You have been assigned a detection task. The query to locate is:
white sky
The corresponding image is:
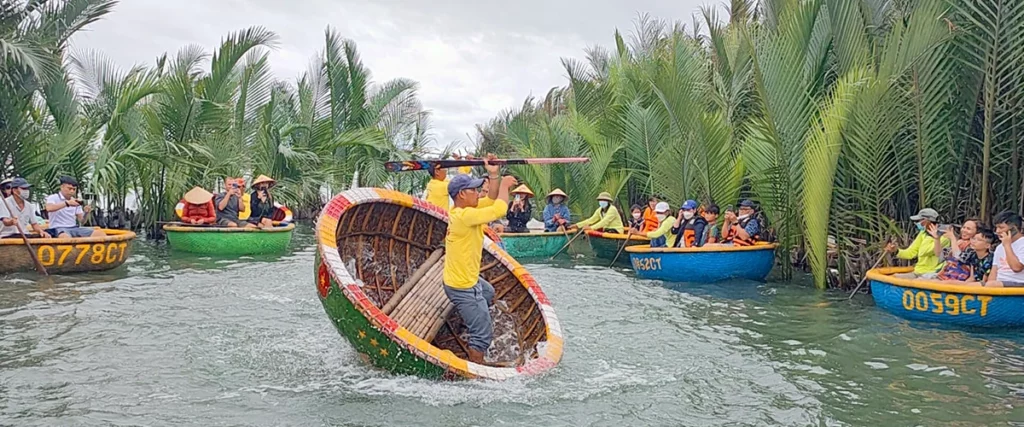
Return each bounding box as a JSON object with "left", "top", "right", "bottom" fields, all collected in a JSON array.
[{"left": 72, "top": 0, "right": 707, "bottom": 150}]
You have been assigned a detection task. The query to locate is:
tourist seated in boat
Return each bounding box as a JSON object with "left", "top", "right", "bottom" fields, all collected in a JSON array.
[
  {"left": 572, "top": 192, "right": 624, "bottom": 233},
  {"left": 505, "top": 184, "right": 533, "bottom": 233},
  {"left": 248, "top": 175, "right": 277, "bottom": 229},
  {"left": 179, "top": 187, "right": 216, "bottom": 225},
  {"left": 721, "top": 200, "right": 761, "bottom": 246},
  {"left": 642, "top": 195, "right": 660, "bottom": 232},
  {"left": 0, "top": 178, "right": 50, "bottom": 239},
  {"left": 884, "top": 208, "right": 950, "bottom": 279},
  {"left": 987, "top": 211, "right": 1024, "bottom": 288},
  {"left": 214, "top": 177, "right": 245, "bottom": 227},
  {"left": 542, "top": 188, "right": 571, "bottom": 232},
  {"left": 702, "top": 204, "right": 722, "bottom": 244},
  {"left": 627, "top": 204, "right": 645, "bottom": 232},
  {"left": 937, "top": 228, "right": 996, "bottom": 283},
  {"left": 646, "top": 202, "right": 676, "bottom": 248},
  {"left": 424, "top": 162, "right": 451, "bottom": 212},
  {"left": 0, "top": 177, "right": 13, "bottom": 199},
  {"left": 671, "top": 200, "right": 708, "bottom": 248},
  {"left": 444, "top": 157, "right": 518, "bottom": 364},
  {"left": 43, "top": 176, "right": 104, "bottom": 238},
  {"left": 936, "top": 218, "right": 980, "bottom": 260}
]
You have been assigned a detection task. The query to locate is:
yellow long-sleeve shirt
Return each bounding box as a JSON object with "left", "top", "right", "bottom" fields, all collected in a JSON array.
[
  {"left": 576, "top": 205, "right": 624, "bottom": 233},
  {"left": 424, "top": 178, "right": 450, "bottom": 212},
  {"left": 444, "top": 197, "right": 508, "bottom": 289},
  {"left": 897, "top": 231, "right": 951, "bottom": 274},
  {"left": 646, "top": 215, "right": 677, "bottom": 247}
]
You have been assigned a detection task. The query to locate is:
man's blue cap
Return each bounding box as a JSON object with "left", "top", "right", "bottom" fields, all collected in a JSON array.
[
  {"left": 739, "top": 199, "right": 756, "bottom": 208},
  {"left": 682, "top": 200, "right": 698, "bottom": 210},
  {"left": 11, "top": 177, "right": 31, "bottom": 188},
  {"left": 447, "top": 174, "right": 485, "bottom": 199}
]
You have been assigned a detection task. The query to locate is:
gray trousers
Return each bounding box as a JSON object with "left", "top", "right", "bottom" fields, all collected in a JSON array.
[{"left": 443, "top": 278, "right": 495, "bottom": 352}]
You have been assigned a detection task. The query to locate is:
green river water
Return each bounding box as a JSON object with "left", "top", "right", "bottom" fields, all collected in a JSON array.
[{"left": 1, "top": 224, "right": 1023, "bottom": 426}]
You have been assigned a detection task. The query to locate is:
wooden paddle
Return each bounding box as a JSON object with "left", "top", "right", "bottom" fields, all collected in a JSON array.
[
  {"left": 550, "top": 228, "right": 586, "bottom": 260},
  {"left": 385, "top": 157, "right": 590, "bottom": 173},
  {"left": 609, "top": 228, "right": 637, "bottom": 267},
  {"left": 559, "top": 225, "right": 577, "bottom": 256},
  {"left": 0, "top": 195, "right": 47, "bottom": 275},
  {"left": 848, "top": 246, "right": 888, "bottom": 300}
]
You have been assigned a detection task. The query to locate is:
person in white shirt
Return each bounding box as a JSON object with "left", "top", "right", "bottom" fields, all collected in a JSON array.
[
  {"left": 987, "top": 211, "right": 1024, "bottom": 287},
  {"left": 43, "top": 176, "right": 105, "bottom": 238},
  {"left": 0, "top": 178, "right": 50, "bottom": 239}
]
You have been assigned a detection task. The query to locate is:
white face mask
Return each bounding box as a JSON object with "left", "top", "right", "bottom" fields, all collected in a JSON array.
[
  {"left": 738, "top": 214, "right": 750, "bottom": 220},
  {"left": 632, "top": 213, "right": 642, "bottom": 220},
  {"left": 656, "top": 214, "right": 667, "bottom": 221},
  {"left": 18, "top": 189, "right": 29, "bottom": 199},
  {"left": 599, "top": 201, "right": 609, "bottom": 209},
  {"left": 683, "top": 211, "right": 694, "bottom": 220},
  {"left": 552, "top": 196, "right": 563, "bottom": 204}
]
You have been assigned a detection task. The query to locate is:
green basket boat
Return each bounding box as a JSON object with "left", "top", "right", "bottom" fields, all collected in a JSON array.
[
  {"left": 586, "top": 230, "right": 649, "bottom": 262},
  {"left": 163, "top": 223, "right": 295, "bottom": 255},
  {"left": 497, "top": 231, "right": 570, "bottom": 258}
]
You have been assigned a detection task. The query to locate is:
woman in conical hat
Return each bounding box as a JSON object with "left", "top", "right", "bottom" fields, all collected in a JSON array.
[
  {"left": 506, "top": 184, "right": 534, "bottom": 233},
  {"left": 248, "top": 175, "right": 277, "bottom": 229},
  {"left": 180, "top": 187, "right": 216, "bottom": 225},
  {"left": 542, "top": 188, "right": 571, "bottom": 232},
  {"left": 571, "top": 191, "right": 624, "bottom": 233}
]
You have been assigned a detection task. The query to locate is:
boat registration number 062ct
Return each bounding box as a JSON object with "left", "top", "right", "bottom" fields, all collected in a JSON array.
[
  {"left": 632, "top": 257, "right": 662, "bottom": 271},
  {"left": 900, "top": 289, "right": 992, "bottom": 317},
  {"left": 36, "top": 242, "right": 129, "bottom": 267}
]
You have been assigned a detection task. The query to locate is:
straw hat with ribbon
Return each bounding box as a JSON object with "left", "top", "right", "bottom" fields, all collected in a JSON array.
[
  {"left": 251, "top": 175, "right": 277, "bottom": 188},
  {"left": 511, "top": 184, "right": 534, "bottom": 197},
  {"left": 183, "top": 187, "right": 214, "bottom": 204},
  {"left": 597, "top": 191, "right": 614, "bottom": 202}
]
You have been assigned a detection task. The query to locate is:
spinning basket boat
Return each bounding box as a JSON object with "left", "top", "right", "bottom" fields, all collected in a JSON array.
[
  {"left": 625, "top": 243, "right": 777, "bottom": 283},
  {"left": 163, "top": 223, "right": 295, "bottom": 255},
  {"left": 314, "top": 188, "right": 563, "bottom": 380},
  {"left": 868, "top": 266, "right": 1024, "bottom": 328},
  {"left": 0, "top": 229, "right": 136, "bottom": 274},
  {"left": 497, "top": 231, "right": 569, "bottom": 258},
  {"left": 586, "top": 230, "right": 649, "bottom": 262}
]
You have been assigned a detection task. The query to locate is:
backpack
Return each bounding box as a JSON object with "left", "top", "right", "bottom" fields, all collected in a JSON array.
[{"left": 752, "top": 211, "right": 776, "bottom": 243}]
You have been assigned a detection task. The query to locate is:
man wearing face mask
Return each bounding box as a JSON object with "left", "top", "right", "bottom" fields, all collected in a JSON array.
[
  {"left": 671, "top": 200, "right": 708, "bottom": 248},
  {"left": 0, "top": 178, "right": 50, "bottom": 239},
  {"left": 885, "top": 208, "right": 951, "bottom": 279},
  {"left": 573, "top": 192, "right": 624, "bottom": 233},
  {"left": 505, "top": 184, "right": 533, "bottom": 233},
  {"left": 722, "top": 200, "right": 761, "bottom": 246},
  {"left": 543, "top": 189, "right": 571, "bottom": 232}
]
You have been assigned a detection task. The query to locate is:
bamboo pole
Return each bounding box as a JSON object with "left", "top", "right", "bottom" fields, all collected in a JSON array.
[
  {"left": 391, "top": 261, "right": 442, "bottom": 319},
  {"left": 382, "top": 249, "right": 443, "bottom": 315}
]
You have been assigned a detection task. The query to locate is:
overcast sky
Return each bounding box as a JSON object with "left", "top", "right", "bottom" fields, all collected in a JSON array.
[{"left": 72, "top": 0, "right": 707, "bottom": 151}]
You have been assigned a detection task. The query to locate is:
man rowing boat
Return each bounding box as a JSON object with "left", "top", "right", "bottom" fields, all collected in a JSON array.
[{"left": 444, "top": 154, "right": 516, "bottom": 364}]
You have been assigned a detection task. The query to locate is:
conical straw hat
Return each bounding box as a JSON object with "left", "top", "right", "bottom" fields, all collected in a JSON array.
[
  {"left": 252, "top": 175, "right": 276, "bottom": 187},
  {"left": 546, "top": 188, "right": 568, "bottom": 199},
  {"left": 511, "top": 184, "right": 534, "bottom": 196},
  {"left": 183, "top": 187, "right": 213, "bottom": 204}
]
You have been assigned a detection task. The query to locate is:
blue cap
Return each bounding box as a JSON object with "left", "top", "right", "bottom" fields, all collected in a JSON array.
[
  {"left": 11, "top": 177, "right": 31, "bottom": 188},
  {"left": 447, "top": 174, "right": 485, "bottom": 199},
  {"left": 739, "top": 199, "right": 755, "bottom": 208},
  {"left": 682, "top": 200, "right": 697, "bottom": 210}
]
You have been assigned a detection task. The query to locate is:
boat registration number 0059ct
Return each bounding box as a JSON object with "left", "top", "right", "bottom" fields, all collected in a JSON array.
[
  {"left": 632, "top": 256, "right": 662, "bottom": 271},
  {"left": 900, "top": 289, "right": 992, "bottom": 317},
  {"left": 36, "top": 242, "right": 129, "bottom": 267}
]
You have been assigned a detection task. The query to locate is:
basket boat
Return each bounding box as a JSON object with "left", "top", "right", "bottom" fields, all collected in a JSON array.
[
  {"left": 0, "top": 229, "right": 136, "bottom": 274},
  {"left": 586, "top": 230, "right": 649, "bottom": 262},
  {"left": 625, "top": 243, "right": 777, "bottom": 283},
  {"left": 315, "top": 188, "right": 563, "bottom": 380},
  {"left": 163, "top": 223, "right": 294, "bottom": 255},
  {"left": 497, "top": 231, "right": 569, "bottom": 258},
  {"left": 867, "top": 266, "right": 1024, "bottom": 327}
]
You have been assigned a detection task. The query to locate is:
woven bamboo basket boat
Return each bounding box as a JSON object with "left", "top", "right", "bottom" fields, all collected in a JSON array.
[
  {"left": 315, "top": 188, "right": 563, "bottom": 380},
  {"left": 625, "top": 243, "right": 777, "bottom": 283},
  {"left": 163, "top": 223, "right": 295, "bottom": 255},
  {"left": 586, "top": 230, "right": 649, "bottom": 263},
  {"left": 497, "top": 231, "right": 569, "bottom": 258},
  {"left": 0, "top": 229, "right": 136, "bottom": 274},
  {"left": 867, "top": 266, "right": 1024, "bottom": 327}
]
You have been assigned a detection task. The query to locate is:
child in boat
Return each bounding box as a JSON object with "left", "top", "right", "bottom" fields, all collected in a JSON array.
[
  {"left": 627, "top": 204, "right": 644, "bottom": 232},
  {"left": 702, "top": 204, "right": 722, "bottom": 244},
  {"left": 671, "top": 200, "right": 707, "bottom": 248},
  {"left": 938, "top": 228, "right": 996, "bottom": 283},
  {"left": 444, "top": 155, "right": 517, "bottom": 364},
  {"left": 645, "top": 202, "right": 676, "bottom": 248},
  {"left": 573, "top": 192, "right": 624, "bottom": 233}
]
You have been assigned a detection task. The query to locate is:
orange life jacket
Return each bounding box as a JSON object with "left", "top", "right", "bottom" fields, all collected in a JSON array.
[
  {"left": 642, "top": 207, "right": 659, "bottom": 232},
  {"left": 723, "top": 217, "right": 756, "bottom": 246}
]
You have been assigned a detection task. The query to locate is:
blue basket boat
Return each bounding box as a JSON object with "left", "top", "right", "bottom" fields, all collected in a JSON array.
[
  {"left": 868, "top": 266, "right": 1024, "bottom": 328},
  {"left": 625, "top": 243, "right": 777, "bottom": 283}
]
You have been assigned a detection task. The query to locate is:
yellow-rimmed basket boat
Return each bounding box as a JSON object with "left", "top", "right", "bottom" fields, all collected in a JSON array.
[
  {"left": 867, "top": 266, "right": 1024, "bottom": 327},
  {"left": 163, "top": 223, "right": 295, "bottom": 255},
  {"left": 586, "top": 230, "right": 649, "bottom": 263},
  {"left": 0, "top": 229, "right": 136, "bottom": 274},
  {"left": 626, "top": 243, "right": 777, "bottom": 283},
  {"left": 315, "top": 188, "right": 563, "bottom": 380}
]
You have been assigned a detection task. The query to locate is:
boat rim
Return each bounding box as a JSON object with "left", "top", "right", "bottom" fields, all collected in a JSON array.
[
  {"left": 585, "top": 230, "right": 650, "bottom": 241},
  {"left": 868, "top": 266, "right": 1024, "bottom": 296},
  {"left": 626, "top": 243, "right": 778, "bottom": 253},
  {"left": 163, "top": 223, "right": 296, "bottom": 233},
  {"left": 497, "top": 231, "right": 570, "bottom": 237},
  {"left": 0, "top": 228, "right": 136, "bottom": 245}
]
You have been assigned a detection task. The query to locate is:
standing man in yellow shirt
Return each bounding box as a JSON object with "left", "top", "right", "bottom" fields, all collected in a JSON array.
[
  {"left": 443, "top": 155, "right": 516, "bottom": 364},
  {"left": 424, "top": 163, "right": 451, "bottom": 211}
]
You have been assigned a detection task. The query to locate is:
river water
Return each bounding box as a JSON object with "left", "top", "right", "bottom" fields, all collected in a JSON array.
[{"left": 1, "top": 224, "right": 1022, "bottom": 426}]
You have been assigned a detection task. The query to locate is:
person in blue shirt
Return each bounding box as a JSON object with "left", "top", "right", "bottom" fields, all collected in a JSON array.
[{"left": 543, "top": 188, "right": 571, "bottom": 232}]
